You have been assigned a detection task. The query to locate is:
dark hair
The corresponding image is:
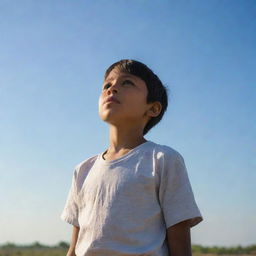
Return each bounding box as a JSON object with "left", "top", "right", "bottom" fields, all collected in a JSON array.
[{"left": 104, "top": 59, "right": 169, "bottom": 135}]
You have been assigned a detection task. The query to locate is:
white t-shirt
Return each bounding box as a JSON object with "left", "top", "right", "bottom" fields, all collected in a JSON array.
[{"left": 61, "top": 140, "right": 203, "bottom": 256}]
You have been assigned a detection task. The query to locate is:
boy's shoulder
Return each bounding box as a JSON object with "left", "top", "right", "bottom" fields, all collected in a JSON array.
[
  {"left": 150, "top": 140, "right": 184, "bottom": 161},
  {"left": 73, "top": 154, "right": 98, "bottom": 177},
  {"left": 75, "top": 154, "right": 98, "bottom": 169},
  {"left": 72, "top": 141, "right": 184, "bottom": 176}
]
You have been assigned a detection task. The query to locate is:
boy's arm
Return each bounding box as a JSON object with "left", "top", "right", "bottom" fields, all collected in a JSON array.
[
  {"left": 66, "top": 225, "right": 80, "bottom": 256},
  {"left": 166, "top": 219, "right": 192, "bottom": 256}
]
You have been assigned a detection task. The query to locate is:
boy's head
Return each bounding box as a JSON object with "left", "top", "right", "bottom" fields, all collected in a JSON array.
[{"left": 98, "top": 59, "right": 168, "bottom": 135}]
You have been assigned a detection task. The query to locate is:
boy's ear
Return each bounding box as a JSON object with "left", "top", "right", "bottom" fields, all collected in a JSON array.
[{"left": 147, "top": 101, "right": 162, "bottom": 118}]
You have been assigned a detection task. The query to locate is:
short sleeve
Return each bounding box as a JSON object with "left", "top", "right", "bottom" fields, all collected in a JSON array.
[
  {"left": 60, "top": 168, "right": 80, "bottom": 227},
  {"left": 158, "top": 151, "right": 203, "bottom": 229}
]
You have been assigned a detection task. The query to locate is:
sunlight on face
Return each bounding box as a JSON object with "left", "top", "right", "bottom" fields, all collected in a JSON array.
[{"left": 98, "top": 68, "right": 150, "bottom": 126}]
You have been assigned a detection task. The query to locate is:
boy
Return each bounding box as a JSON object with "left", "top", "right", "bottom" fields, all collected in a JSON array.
[{"left": 61, "top": 59, "right": 203, "bottom": 256}]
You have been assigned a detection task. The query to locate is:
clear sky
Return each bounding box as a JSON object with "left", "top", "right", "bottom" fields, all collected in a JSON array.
[{"left": 0, "top": 0, "right": 255, "bottom": 247}]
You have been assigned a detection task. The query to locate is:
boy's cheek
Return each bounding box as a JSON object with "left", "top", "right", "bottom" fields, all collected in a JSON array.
[{"left": 98, "top": 96, "right": 105, "bottom": 108}]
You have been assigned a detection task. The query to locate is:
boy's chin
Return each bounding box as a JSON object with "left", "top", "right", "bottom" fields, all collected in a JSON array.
[
  {"left": 101, "top": 118, "right": 120, "bottom": 125},
  {"left": 99, "top": 112, "right": 120, "bottom": 122},
  {"left": 99, "top": 114, "right": 113, "bottom": 122},
  {"left": 100, "top": 116, "right": 125, "bottom": 126}
]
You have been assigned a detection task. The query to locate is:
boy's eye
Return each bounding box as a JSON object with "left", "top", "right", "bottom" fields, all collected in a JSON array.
[
  {"left": 103, "top": 79, "right": 134, "bottom": 90},
  {"left": 103, "top": 83, "right": 111, "bottom": 90},
  {"left": 122, "top": 79, "right": 134, "bottom": 86}
]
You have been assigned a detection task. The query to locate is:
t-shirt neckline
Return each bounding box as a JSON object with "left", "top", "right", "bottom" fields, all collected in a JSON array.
[{"left": 98, "top": 140, "right": 153, "bottom": 165}]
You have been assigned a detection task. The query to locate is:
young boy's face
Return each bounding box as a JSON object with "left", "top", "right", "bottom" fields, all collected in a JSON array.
[{"left": 98, "top": 67, "right": 152, "bottom": 128}]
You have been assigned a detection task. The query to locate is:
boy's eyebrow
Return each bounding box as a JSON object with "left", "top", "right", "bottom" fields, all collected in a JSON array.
[{"left": 105, "top": 74, "right": 137, "bottom": 82}]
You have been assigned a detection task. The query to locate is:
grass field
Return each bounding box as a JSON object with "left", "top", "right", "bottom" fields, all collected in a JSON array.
[
  {"left": 0, "top": 243, "right": 255, "bottom": 256},
  {"left": 0, "top": 249, "right": 255, "bottom": 256},
  {"left": 0, "top": 248, "right": 66, "bottom": 256}
]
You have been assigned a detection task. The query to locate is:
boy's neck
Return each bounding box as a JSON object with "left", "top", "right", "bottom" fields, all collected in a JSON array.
[{"left": 106, "top": 125, "right": 147, "bottom": 154}]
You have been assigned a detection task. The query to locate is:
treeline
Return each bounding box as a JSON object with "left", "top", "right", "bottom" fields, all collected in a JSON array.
[
  {"left": 0, "top": 242, "right": 256, "bottom": 255},
  {"left": 0, "top": 241, "right": 69, "bottom": 249},
  {"left": 192, "top": 244, "right": 256, "bottom": 254}
]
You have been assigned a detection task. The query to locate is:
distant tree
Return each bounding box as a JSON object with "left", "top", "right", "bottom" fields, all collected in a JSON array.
[
  {"left": 58, "top": 241, "right": 69, "bottom": 248},
  {"left": 1, "top": 242, "right": 17, "bottom": 248},
  {"left": 192, "top": 244, "right": 202, "bottom": 253},
  {"left": 30, "top": 241, "right": 46, "bottom": 248}
]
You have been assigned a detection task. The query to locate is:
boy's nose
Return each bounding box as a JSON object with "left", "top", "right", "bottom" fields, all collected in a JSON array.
[{"left": 107, "top": 83, "right": 118, "bottom": 94}]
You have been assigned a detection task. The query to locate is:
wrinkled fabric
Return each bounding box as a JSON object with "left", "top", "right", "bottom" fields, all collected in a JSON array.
[{"left": 61, "top": 140, "right": 203, "bottom": 256}]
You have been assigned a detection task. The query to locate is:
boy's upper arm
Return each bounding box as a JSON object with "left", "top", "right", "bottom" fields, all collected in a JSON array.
[
  {"left": 60, "top": 168, "right": 80, "bottom": 227},
  {"left": 67, "top": 225, "right": 80, "bottom": 256},
  {"left": 166, "top": 220, "right": 192, "bottom": 256},
  {"left": 71, "top": 225, "right": 80, "bottom": 247},
  {"left": 158, "top": 150, "right": 203, "bottom": 229}
]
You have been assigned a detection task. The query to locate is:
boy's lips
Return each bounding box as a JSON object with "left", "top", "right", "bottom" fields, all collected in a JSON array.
[{"left": 104, "top": 96, "right": 121, "bottom": 104}]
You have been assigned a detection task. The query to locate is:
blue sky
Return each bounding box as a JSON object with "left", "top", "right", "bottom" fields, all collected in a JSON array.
[{"left": 0, "top": 0, "right": 255, "bottom": 247}]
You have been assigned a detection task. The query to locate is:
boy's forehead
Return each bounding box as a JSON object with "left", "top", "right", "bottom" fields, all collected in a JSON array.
[{"left": 105, "top": 68, "right": 139, "bottom": 82}]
